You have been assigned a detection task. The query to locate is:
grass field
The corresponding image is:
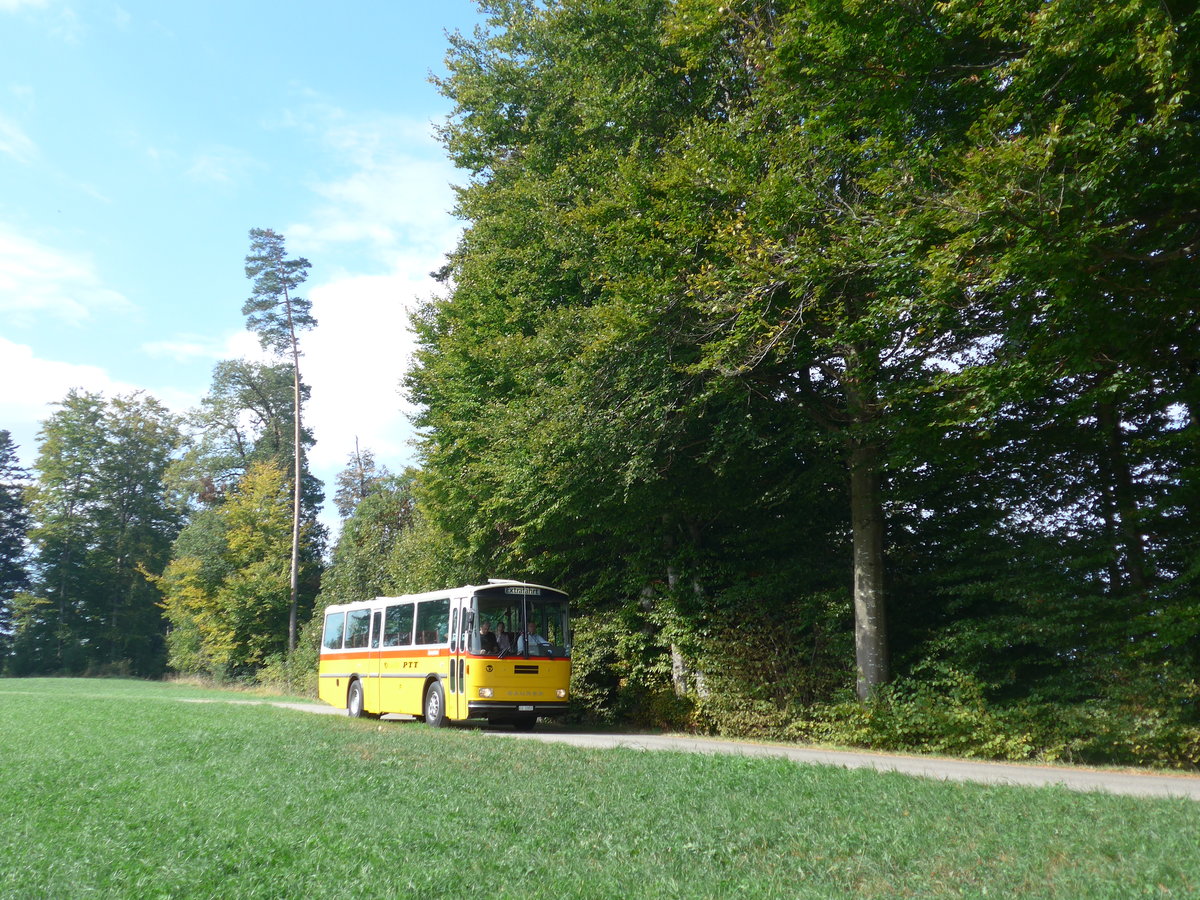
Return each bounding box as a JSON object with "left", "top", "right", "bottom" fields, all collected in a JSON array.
[{"left": 1, "top": 678, "right": 1196, "bottom": 899}]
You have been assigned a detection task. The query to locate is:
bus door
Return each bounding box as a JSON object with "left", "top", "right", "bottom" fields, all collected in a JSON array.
[
  {"left": 366, "top": 607, "right": 383, "bottom": 713},
  {"left": 448, "top": 596, "right": 470, "bottom": 720}
]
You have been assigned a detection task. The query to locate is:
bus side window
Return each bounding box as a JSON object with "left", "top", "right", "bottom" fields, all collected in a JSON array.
[
  {"left": 415, "top": 597, "right": 450, "bottom": 645},
  {"left": 322, "top": 612, "right": 346, "bottom": 650},
  {"left": 370, "top": 610, "right": 382, "bottom": 649},
  {"left": 346, "top": 609, "right": 371, "bottom": 649},
  {"left": 385, "top": 603, "right": 413, "bottom": 647}
]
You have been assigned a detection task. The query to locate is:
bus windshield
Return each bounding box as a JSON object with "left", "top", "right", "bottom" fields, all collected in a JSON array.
[{"left": 470, "top": 585, "right": 570, "bottom": 658}]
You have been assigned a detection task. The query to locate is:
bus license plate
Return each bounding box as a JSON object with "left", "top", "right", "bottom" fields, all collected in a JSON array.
[{"left": 518, "top": 705, "right": 534, "bottom": 711}]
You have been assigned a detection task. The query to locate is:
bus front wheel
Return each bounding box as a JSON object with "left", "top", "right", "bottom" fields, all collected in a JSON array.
[
  {"left": 347, "top": 680, "right": 366, "bottom": 718},
  {"left": 424, "top": 682, "right": 447, "bottom": 728}
]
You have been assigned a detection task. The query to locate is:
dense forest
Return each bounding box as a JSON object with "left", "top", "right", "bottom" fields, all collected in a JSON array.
[{"left": 2, "top": 0, "right": 1198, "bottom": 766}]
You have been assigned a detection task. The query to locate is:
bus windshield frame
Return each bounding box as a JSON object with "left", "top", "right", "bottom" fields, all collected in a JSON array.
[{"left": 468, "top": 584, "right": 570, "bottom": 659}]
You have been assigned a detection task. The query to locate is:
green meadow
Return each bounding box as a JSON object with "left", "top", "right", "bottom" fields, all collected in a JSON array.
[{"left": 1, "top": 678, "right": 1196, "bottom": 899}]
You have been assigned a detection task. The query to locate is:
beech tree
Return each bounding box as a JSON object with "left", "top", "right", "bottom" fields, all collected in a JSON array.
[
  {"left": 419, "top": 0, "right": 1015, "bottom": 698},
  {"left": 410, "top": 0, "right": 1198, "bottom": 747}
]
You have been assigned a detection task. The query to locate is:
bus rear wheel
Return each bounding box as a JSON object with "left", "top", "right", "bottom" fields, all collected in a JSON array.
[
  {"left": 424, "top": 682, "right": 446, "bottom": 728},
  {"left": 347, "top": 680, "right": 366, "bottom": 718}
]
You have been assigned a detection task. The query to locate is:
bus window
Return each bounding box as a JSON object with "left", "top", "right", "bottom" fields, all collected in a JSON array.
[
  {"left": 370, "top": 610, "right": 382, "bottom": 649},
  {"left": 322, "top": 611, "right": 346, "bottom": 650},
  {"left": 459, "top": 605, "right": 472, "bottom": 650},
  {"left": 472, "top": 586, "right": 570, "bottom": 658},
  {"left": 529, "top": 597, "right": 570, "bottom": 650},
  {"left": 414, "top": 597, "right": 450, "bottom": 645},
  {"left": 346, "top": 609, "right": 371, "bottom": 649},
  {"left": 384, "top": 602, "right": 414, "bottom": 647}
]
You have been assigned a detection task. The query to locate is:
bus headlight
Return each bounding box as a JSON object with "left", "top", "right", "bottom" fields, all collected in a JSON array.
[
  {"left": 556, "top": 689, "right": 567, "bottom": 698},
  {"left": 478, "top": 688, "right": 493, "bottom": 698}
]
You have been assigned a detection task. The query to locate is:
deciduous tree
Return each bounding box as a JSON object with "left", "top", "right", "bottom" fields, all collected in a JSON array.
[
  {"left": 159, "top": 461, "right": 314, "bottom": 674},
  {"left": 22, "top": 391, "right": 181, "bottom": 675}
]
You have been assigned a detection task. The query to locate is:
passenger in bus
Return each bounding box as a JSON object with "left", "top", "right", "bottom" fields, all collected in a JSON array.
[
  {"left": 518, "top": 621, "right": 552, "bottom": 656},
  {"left": 495, "top": 624, "right": 514, "bottom": 654},
  {"left": 479, "top": 622, "right": 499, "bottom": 654}
]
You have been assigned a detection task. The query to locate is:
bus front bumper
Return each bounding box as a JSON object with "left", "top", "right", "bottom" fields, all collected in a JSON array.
[{"left": 468, "top": 700, "right": 570, "bottom": 717}]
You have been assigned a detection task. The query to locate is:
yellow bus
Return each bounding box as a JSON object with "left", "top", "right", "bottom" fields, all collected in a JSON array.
[{"left": 318, "top": 579, "right": 571, "bottom": 729}]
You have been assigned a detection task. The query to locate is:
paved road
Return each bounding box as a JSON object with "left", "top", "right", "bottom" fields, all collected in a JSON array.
[{"left": 269, "top": 700, "right": 1200, "bottom": 801}]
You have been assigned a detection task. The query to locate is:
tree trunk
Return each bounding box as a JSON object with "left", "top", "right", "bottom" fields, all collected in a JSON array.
[
  {"left": 850, "top": 441, "right": 888, "bottom": 700},
  {"left": 289, "top": 355, "right": 302, "bottom": 653},
  {"left": 665, "top": 562, "right": 690, "bottom": 698},
  {"left": 1096, "top": 400, "right": 1148, "bottom": 593}
]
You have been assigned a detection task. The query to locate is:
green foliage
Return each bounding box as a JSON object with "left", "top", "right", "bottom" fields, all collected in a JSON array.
[
  {"left": 0, "top": 430, "right": 31, "bottom": 655},
  {"left": 3, "top": 592, "right": 51, "bottom": 676},
  {"left": 242, "top": 227, "right": 314, "bottom": 356},
  {"left": 402, "top": 0, "right": 1200, "bottom": 764},
  {"left": 18, "top": 390, "right": 182, "bottom": 676},
  {"left": 158, "top": 461, "right": 318, "bottom": 677},
  {"left": 567, "top": 608, "right": 696, "bottom": 728},
  {"left": 317, "top": 473, "right": 415, "bottom": 606},
  {"left": 172, "top": 359, "right": 321, "bottom": 508},
  {"left": 790, "top": 664, "right": 1200, "bottom": 770}
]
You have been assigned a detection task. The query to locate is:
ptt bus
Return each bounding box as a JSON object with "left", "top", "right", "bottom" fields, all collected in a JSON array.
[{"left": 318, "top": 580, "right": 571, "bottom": 729}]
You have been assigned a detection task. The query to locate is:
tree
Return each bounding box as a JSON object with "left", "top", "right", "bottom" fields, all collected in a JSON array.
[
  {"left": 173, "top": 359, "right": 321, "bottom": 511},
  {"left": 411, "top": 0, "right": 1199, "bottom": 748},
  {"left": 243, "top": 228, "right": 316, "bottom": 653},
  {"left": 423, "top": 0, "right": 1014, "bottom": 699},
  {"left": 22, "top": 391, "right": 181, "bottom": 675},
  {"left": 158, "top": 461, "right": 313, "bottom": 675},
  {"left": 333, "top": 442, "right": 392, "bottom": 520},
  {"left": 909, "top": 0, "right": 1200, "bottom": 697},
  {"left": 0, "top": 430, "right": 32, "bottom": 661},
  {"left": 319, "top": 472, "right": 415, "bottom": 606}
]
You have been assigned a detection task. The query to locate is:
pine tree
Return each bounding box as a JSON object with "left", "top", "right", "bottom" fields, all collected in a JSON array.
[
  {"left": 0, "top": 430, "right": 32, "bottom": 661},
  {"left": 243, "top": 228, "right": 316, "bottom": 652}
]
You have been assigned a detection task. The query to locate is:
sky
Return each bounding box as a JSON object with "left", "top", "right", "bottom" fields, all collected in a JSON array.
[{"left": 0, "top": 0, "right": 485, "bottom": 535}]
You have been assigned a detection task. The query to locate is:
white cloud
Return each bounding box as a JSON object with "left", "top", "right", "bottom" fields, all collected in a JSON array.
[
  {"left": 0, "top": 225, "right": 134, "bottom": 326},
  {"left": 9, "top": 84, "right": 35, "bottom": 106},
  {"left": 141, "top": 329, "right": 273, "bottom": 366},
  {"left": 283, "top": 105, "right": 463, "bottom": 268},
  {"left": 141, "top": 337, "right": 222, "bottom": 363},
  {"left": 302, "top": 266, "right": 434, "bottom": 481},
  {"left": 0, "top": 337, "right": 137, "bottom": 462},
  {"left": 0, "top": 1, "right": 82, "bottom": 41},
  {"left": 186, "top": 145, "right": 258, "bottom": 186},
  {"left": 269, "top": 105, "right": 464, "bottom": 508},
  {"left": 0, "top": 113, "right": 37, "bottom": 164}
]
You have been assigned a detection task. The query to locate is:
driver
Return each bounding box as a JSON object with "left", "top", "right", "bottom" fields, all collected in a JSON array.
[
  {"left": 517, "top": 621, "right": 552, "bottom": 655},
  {"left": 479, "top": 621, "right": 499, "bottom": 653}
]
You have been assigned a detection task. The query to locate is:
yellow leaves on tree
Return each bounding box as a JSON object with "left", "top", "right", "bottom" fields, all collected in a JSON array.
[{"left": 156, "top": 462, "right": 295, "bottom": 675}]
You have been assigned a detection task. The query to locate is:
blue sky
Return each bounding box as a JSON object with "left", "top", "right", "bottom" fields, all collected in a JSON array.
[{"left": 0, "top": 0, "right": 484, "bottom": 531}]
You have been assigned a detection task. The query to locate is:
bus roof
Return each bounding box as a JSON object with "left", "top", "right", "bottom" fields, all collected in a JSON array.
[{"left": 321, "top": 579, "right": 566, "bottom": 614}]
